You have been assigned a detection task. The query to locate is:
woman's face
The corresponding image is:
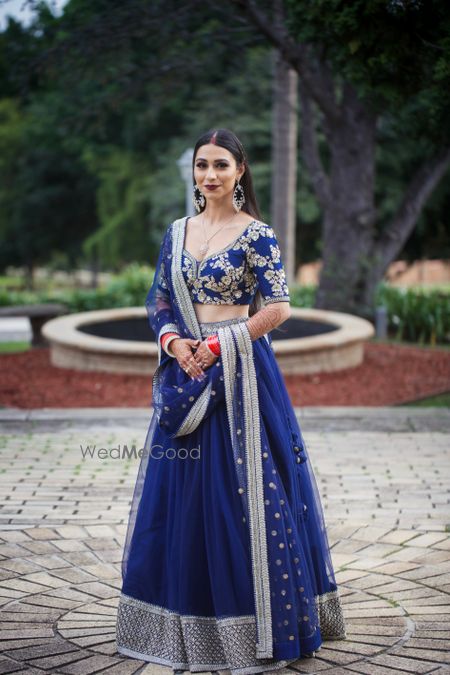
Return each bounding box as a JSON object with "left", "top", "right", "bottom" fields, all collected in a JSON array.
[{"left": 194, "top": 144, "right": 244, "bottom": 203}]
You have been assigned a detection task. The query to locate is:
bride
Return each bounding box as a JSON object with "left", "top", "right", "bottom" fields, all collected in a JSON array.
[{"left": 115, "top": 127, "right": 346, "bottom": 675}]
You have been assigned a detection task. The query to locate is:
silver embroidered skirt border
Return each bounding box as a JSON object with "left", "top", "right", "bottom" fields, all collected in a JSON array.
[{"left": 116, "top": 589, "right": 345, "bottom": 674}]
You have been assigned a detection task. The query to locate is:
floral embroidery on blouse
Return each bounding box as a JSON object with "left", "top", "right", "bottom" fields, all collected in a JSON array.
[{"left": 181, "top": 220, "right": 290, "bottom": 306}]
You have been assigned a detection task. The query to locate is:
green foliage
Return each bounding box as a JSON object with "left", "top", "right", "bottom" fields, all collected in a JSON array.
[
  {"left": 376, "top": 282, "right": 450, "bottom": 345},
  {"left": 289, "top": 284, "right": 316, "bottom": 308},
  {"left": 0, "top": 263, "right": 154, "bottom": 311},
  {"left": 285, "top": 0, "right": 450, "bottom": 143},
  {"left": 0, "top": 96, "right": 99, "bottom": 273},
  {"left": 81, "top": 148, "right": 154, "bottom": 268},
  {"left": 1, "top": 268, "right": 448, "bottom": 345}
]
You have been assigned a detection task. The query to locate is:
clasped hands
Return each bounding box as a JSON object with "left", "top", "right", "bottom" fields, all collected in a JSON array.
[{"left": 170, "top": 337, "right": 218, "bottom": 380}]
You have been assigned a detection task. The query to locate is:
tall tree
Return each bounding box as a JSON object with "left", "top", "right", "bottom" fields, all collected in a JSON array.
[{"left": 231, "top": 0, "right": 450, "bottom": 317}]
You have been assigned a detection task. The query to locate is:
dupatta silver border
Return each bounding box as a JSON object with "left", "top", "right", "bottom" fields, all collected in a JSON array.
[
  {"left": 169, "top": 217, "right": 273, "bottom": 658},
  {"left": 170, "top": 218, "right": 212, "bottom": 438},
  {"left": 229, "top": 321, "right": 273, "bottom": 658},
  {"left": 171, "top": 218, "right": 202, "bottom": 341}
]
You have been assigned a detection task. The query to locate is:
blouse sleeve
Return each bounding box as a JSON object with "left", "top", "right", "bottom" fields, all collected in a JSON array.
[{"left": 247, "top": 223, "right": 291, "bottom": 305}]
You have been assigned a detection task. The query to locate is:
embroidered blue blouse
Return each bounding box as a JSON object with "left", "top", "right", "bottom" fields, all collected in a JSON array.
[{"left": 180, "top": 218, "right": 291, "bottom": 306}]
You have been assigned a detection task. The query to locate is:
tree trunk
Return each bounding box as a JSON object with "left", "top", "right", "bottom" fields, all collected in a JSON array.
[
  {"left": 270, "top": 1, "right": 298, "bottom": 286},
  {"left": 25, "top": 261, "right": 34, "bottom": 291},
  {"left": 314, "top": 85, "right": 378, "bottom": 317}
]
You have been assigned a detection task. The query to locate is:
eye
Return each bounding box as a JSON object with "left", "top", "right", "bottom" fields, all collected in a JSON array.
[{"left": 196, "top": 162, "right": 228, "bottom": 168}]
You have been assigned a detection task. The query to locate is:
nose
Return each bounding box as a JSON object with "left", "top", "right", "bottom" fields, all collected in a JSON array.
[{"left": 205, "top": 167, "right": 217, "bottom": 181}]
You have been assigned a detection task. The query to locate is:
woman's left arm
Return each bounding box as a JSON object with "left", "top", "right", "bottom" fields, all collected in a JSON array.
[
  {"left": 246, "top": 223, "right": 292, "bottom": 341},
  {"left": 246, "top": 301, "right": 291, "bottom": 341}
]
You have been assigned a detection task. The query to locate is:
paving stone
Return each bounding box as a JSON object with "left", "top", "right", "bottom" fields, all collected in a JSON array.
[
  {"left": 0, "top": 531, "right": 32, "bottom": 543},
  {"left": 58, "top": 654, "right": 123, "bottom": 672},
  {"left": 315, "top": 648, "right": 359, "bottom": 665},
  {"left": 43, "top": 586, "right": 99, "bottom": 603},
  {"left": 402, "top": 596, "right": 450, "bottom": 608},
  {"left": 0, "top": 661, "right": 26, "bottom": 674},
  {"left": 0, "top": 579, "right": 52, "bottom": 594},
  {"left": 26, "top": 650, "right": 89, "bottom": 670},
  {"left": 45, "top": 568, "right": 98, "bottom": 584},
  {"left": 0, "top": 560, "right": 43, "bottom": 575},
  {"left": 368, "top": 561, "right": 420, "bottom": 576},
  {"left": 23, "top": 595, "right": 80, "bottom": 610},
  {"left": 19, "top": 541, "right": 61, "bottom": 555},
  {"left": 0, "top": 407, "right": 449, "bottom": 674},
  {"left": 3, "top": 639, "right": 78, "bottom": 661},
  {"left": 24, "top": 554, "right": 72, "bottom": 570},
  {"left": 21, "top": 572, "right": 70, "bottom": 588},
  {"left": 0, "top": 544, "right": 27, "bottom": 558},
  {"left": 54, "top": 526, "right": 90, "bottom": 539},
  {"left": 379, "top": 529, "right": 423, "bottom": 545},
  {"left": 4, "top": 604, "right": 61, "bottom": 620},
  {"left": 59, "top": 552, "right": 101, "bottom": 567},
  {"left": 26, "top": 528, "right": 59, "bottom": 541},
  {"left": 414, "top": 631, "right": 450, "bottom": 639},
  {"left": 391, "top": 646, "right": 450, "bottom": 663},
  {"left": 50, "top": 540, "right": 89, "bottom": 553},
  {"left": 435, "top": 539, "right": 450, "bottom": 551},
  {"left": 371, "top": 653, "right": 448, "bottom": 672},
  {"left": 414, "top": 550, "right": 450, "bottom": 565},
  {"left": 346, "top": 664, "right": 408, "bottom": 675},
  {"left": 101, "top": 660, "right": 146, "bottom": 674},
  {"left": 0, "top": 627, "right": 54, "bottom": 639},
  {"left": 407, "top": 533, "right": 449, "bottom": 548},
  {"left": 351, "top": 526, "right": 394, "bottom": 542},
  {"left": 89, "top": 640, "right": 119, "bottom": 655},
  {"left": 406, "top": 637, "right": 450, "bottom": 649},
  {"left": 75, "top": 581, "right": 119, "bottom": 598}
]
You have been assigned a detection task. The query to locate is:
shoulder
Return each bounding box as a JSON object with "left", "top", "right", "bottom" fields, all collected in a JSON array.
[
  {"left": 164, "top": 217, "right": 185, "bottom": 239},
  {"left": 246, "top": 220, "right": 278, "bottom": 243}
]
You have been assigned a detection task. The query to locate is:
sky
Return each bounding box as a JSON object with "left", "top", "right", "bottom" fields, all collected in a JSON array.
[{"left": 0, "top": 0, "right": 68, "bottom": 30}]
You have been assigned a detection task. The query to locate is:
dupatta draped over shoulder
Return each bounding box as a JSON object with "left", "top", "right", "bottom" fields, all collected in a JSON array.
[{"left": 120, "top": 217, "right": 346, "bottom": 663}]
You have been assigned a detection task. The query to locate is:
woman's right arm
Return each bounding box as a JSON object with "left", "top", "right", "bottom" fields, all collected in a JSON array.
[{"left": 145, "top": 225, "right": 182, "bottom": 355}]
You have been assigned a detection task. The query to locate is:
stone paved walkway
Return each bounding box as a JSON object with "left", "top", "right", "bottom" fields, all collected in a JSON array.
[{"left": 0, "top": 407, "right": 449, "bottom": 674}]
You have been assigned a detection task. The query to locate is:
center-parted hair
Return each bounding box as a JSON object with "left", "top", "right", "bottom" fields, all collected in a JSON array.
[{"left": 192, "top": 128, "right": 261, "bottom": 221}]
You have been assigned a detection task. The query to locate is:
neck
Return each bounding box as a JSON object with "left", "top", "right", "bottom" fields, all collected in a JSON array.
[{"left": 201, "top": 201, "right": 238, "bottom": 227}]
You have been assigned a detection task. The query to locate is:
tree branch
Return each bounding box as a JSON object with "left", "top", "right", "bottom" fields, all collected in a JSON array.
[
  {"left": 231, "top": 0, "right": 340, "bottom": 123},
  {"left": 376, "top": 147, "right": 450, "bottom": 268},
  {"left": 299, "top": 83, "right": 331, "bottom": 207}
]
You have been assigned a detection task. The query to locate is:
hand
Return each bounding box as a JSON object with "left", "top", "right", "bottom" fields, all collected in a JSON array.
[
  {"left": 192, "top": 339, "right": 219, "bottom": 371},
  {"left": 171, "top": 338, "right": 205, "bottom": 380}
]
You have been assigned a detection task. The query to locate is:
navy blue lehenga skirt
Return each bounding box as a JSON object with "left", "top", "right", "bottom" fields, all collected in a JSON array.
[{"left": 116, "top": 316, "right": 346, "bottom": 674}]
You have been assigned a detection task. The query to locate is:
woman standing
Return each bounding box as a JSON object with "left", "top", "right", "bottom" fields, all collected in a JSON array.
[{"left": 115, "top": 128, "right": 346, "bottom": 675}]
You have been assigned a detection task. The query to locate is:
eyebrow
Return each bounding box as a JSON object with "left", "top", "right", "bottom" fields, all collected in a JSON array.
[{"left": 196, "top": 157, "right": 230, "bottom": 162}]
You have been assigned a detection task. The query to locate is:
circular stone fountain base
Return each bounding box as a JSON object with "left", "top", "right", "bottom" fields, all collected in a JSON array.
[{"left": 42, "top": 306, "right": 374, "bottom": 376}]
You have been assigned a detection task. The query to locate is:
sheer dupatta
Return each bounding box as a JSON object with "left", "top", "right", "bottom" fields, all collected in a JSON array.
[{"left": 122, "top": 217, "right": 345, "bottom": 662}]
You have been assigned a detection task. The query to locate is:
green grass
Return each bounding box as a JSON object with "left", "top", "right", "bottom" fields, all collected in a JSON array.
[
  {"left": 0, "top": 276, "right": 25, "bottom": 289},
  {"left": 0, "top": 341, "right": 31, "bottom": 353},
  {"left": 370, "top": 336, "right": 450, "bottom": 351},
  {"left": 400, "top": 392, "right": 450, "bottom": 407}
]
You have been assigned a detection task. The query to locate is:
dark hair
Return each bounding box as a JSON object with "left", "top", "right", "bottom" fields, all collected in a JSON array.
[
  {"left": 192, "top": 128, "right": 262, "bottom": 221},
  {"left": 191, "top": 128, "right": 264, "bottom": 317}
]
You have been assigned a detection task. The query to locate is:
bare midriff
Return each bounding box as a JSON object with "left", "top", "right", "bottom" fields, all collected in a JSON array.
[{"left": 193, "top": 302, "right": 250, "bottom": 324}]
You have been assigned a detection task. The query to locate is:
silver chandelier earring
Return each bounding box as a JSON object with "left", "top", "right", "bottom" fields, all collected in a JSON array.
[
  {"left": 232, "top": 179, "right": 245, "bottom": 212},
  {"left": 192, "top": 184, "right": 206, "bottom": 212}
]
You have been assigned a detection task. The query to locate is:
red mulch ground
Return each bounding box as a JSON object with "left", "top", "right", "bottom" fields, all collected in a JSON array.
[{"left": 0, "top": 342, "right": 449, "bottom": 409}]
